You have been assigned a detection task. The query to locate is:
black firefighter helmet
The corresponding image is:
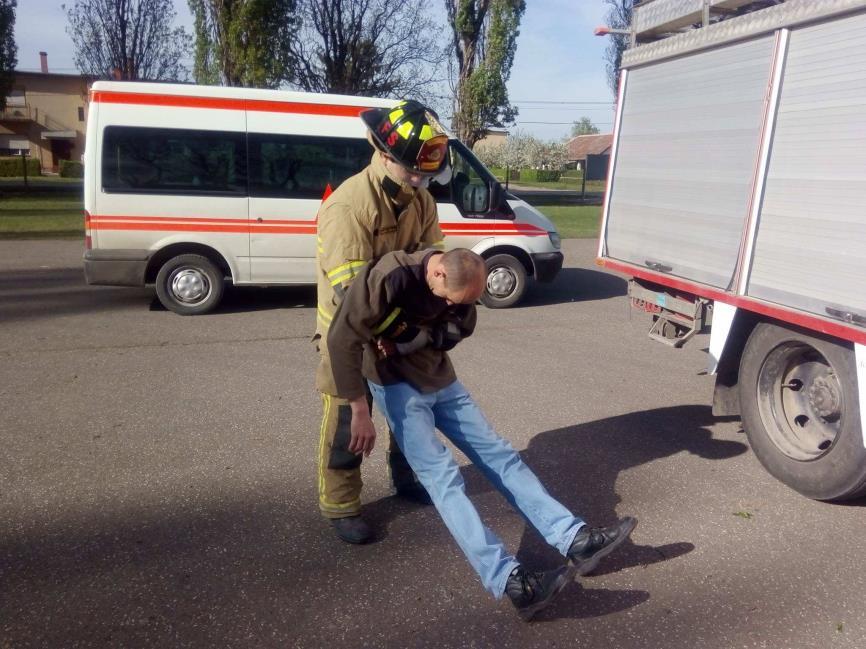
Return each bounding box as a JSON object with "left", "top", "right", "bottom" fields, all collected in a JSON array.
[{"left": 361, "top": 100, "right": 449, "bottom": 176}]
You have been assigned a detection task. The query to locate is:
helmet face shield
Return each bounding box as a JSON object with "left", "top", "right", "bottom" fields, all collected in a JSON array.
[
  {"left": 417, "top": 134, "right": 449, "bottom": 173},
  {"left": 361, "top": 100, "right": 449, "bottom": 175}
]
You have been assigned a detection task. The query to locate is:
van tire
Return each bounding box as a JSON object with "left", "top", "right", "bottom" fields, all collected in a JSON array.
[
  {"left": 481, "top": 254, "right": 527, "bottom": 308},
  {"left": 155, "top": 254, "right": 224, "bottom": 315},
  {"left": 738, "top": 322, "right": 866, "bottom": 501}
]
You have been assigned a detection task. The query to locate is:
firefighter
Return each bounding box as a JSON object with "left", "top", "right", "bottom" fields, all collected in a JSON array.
[{"left": 314, "top": 99, "right": 450, "bottom": 544}]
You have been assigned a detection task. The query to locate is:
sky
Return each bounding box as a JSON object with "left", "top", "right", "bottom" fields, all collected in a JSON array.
[{"left": 14, "top": 0, "right": 617, "bottom": 141}]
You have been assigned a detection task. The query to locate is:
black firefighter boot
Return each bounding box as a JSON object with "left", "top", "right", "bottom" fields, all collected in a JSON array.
[{"left": 330, "top": 516, "right": 373, "bottom": 544}]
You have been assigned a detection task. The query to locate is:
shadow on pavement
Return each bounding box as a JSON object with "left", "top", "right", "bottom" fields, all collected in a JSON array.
[
  {"left": 0, "top": 266, "right": 317, "bottom": 322},
  {"left": 366, "top": 405, "right": 746, "bottom": 621},
  {"left": 519, "top": 267, "right": 627, "bottom": 308},
  {"left": 501, "top": 405, "right": 748, "bottom": 577}
]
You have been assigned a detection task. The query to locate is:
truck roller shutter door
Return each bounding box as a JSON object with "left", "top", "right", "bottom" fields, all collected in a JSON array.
[
  {"left": 747, "top": 12, "right": 866, "bottom": 321},
  {"left": 605, "top": 35, "right": 774, "bottom": 289}
]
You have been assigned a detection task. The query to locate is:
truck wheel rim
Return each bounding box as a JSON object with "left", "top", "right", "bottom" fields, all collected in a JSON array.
[
  {"left": 487, "top": 266, "right": 516, "bottom": 299},
  {"left": 170, "top": 267, "right": 211, "bottom": 305},
  {"left": 756, "top": 342, "right": 843, "bottom": 461}
]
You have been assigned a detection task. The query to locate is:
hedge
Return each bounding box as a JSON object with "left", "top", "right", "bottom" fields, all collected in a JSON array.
[
  {"left": 59, "top": 160, "right": 84, "bottom": 178},
  {"left": 0, "top": 157, "right": 41, "bottom": 177},
  {"left": 519, "top": 169, "right": 561, "bottom": 183}
]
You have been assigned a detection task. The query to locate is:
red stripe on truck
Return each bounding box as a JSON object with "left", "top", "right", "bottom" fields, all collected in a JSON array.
[{"left": 599, "top": 257, "right": 866, "bottom": 346}]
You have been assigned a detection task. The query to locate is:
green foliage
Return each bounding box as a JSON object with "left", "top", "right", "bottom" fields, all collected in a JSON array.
[
  {"left": 59, "top": 160, "right": 84, "bottom": 178},
  {"left": 447, "top": 0, "right": 525, "bottom": 148},
  {"left": 0, "top": 0, "right": 17, "bottom": 110},
  {"left": 66, "top": 0, "right": 189, "bottom": 81},
  {"left": 604, "top": 0, "right": 633, "bottom": 97},
  {"left": 0, "top": 156, "right": 40, "bottom": 177},
  {"left": 520, "top": 169, "right": 561, "bottom": 183},
  {"left": 571, "top": 117, "right": 600, "bottom": 137},
  {"left": 189, "top": 0, "right": 299, "bottom": 88}
]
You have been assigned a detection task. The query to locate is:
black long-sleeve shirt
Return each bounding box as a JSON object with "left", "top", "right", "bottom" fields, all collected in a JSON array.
[{"left": 327, "top": 249, "right": 477, "bottom": 400}]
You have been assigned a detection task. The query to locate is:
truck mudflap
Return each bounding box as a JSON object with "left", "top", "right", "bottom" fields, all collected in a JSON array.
[
  {"left": 84, "top": 249, "right": 150, "bottom": 286},
  {"left": 628, "top": 279, "right": 712, "bottom": 348}
]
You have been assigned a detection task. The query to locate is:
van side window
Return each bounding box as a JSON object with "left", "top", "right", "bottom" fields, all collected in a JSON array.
[
  {"left": 248, "top": 134, "right": 372, "bottom": 199},
  {"left": 449, "top": 143, "right": 493, "bottom": 214},
  {"left": 102, "top": 126, "right": 247, "bottom": 195}
]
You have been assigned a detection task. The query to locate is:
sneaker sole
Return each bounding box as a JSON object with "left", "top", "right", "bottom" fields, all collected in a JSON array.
[
  {"left": 572, "top": 517, "right": 638, "bottom": 576},
  {"left": 518, "top": 565, "right": 577, "bottom": 622}
]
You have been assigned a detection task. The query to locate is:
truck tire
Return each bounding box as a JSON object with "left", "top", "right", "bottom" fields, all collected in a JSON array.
[
  {"left": 480, "top": 254, "right": 527, "bottom": 309},
  {"left": 155, "top": 254, "right": 225, "bottom": 315},
  {"left": 738, "top": 322, "right": 866, "bottom": 501}
]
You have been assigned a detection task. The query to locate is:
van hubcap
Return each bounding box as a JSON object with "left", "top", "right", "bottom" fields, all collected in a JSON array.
[
  {"left": 170, "top": 268, "right": 211, "bottom": 304},
  {"left": 487, "top": 267, "right": 516, "bottom": 298}
]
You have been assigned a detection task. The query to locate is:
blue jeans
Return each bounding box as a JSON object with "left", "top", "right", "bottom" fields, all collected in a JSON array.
[{"left": 368, "top": 379, "right": 585, "bottom": 598}]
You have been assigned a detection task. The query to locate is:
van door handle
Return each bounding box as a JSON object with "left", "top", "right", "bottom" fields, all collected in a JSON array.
[{"left": 256, "top": 217, "right": 263, "bottom": 222}]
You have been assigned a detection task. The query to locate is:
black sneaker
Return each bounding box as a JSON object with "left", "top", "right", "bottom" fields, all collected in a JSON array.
[
  {"left": 394, "top": 481, "right": 433, "bottom": 506},
  {"left": 567, "top": 517, "right": 637, "bottom": 575},
  {"left": 330, "top": 516, "right": 373, "bottom": 544},
  {"left": 506, "top": 565, "right": 575, "bottom": 622}
]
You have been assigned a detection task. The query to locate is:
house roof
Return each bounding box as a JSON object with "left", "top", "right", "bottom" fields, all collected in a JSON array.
[{"left": 566, "top": 133, "right": 613, "bottom": 160}]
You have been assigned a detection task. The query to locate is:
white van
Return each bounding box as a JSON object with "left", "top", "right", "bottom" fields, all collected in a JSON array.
[{"left": 83, "top": 81, "right": 563, "bottom": 314}]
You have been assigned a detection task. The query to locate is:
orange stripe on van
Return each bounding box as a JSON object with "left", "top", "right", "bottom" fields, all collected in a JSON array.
[{"left": 91, "top": 91, "right": 370, "bottom": 117}]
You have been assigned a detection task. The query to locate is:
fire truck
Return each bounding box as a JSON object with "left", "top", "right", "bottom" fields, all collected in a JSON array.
[{"left": 598, "top": 0, "right": 866, "bottom": 500}]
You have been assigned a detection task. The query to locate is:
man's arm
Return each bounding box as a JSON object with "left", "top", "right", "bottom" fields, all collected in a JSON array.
[{"left": 327, "top": 263, "right": 395, "bottom": 456}]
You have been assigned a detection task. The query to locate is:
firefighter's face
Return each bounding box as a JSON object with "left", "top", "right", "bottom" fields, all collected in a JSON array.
[{"left": 382, "top": 154, "right": 430, "bottom": 188}]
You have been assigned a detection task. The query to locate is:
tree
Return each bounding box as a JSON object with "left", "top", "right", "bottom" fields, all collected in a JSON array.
[
  {"left": 446, "top": 0, "right": 525, "bottom": 149},
  {"left": 602, "top": 0, "right": 632, "bottom": 98},
  {"left": 64, "top": 0, "right": 189, "bottom": 81},
  {"left": 188, "top": 0, "right": 298, "bottom": 88},
  {"left": 0, "top": 0, "right": 16, "bottom": 111},
  {"left": 286, "top": 0, "right": 445, "bottom": 100},
  {"left": 570, "top": 116, "right": 600, "bottom": 137}
]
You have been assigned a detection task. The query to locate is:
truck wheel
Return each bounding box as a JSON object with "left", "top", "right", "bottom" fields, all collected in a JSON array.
[
  {"left": 480, "top": 254, "right": 527, "bottom": 308},
  {"left": 155, "top": 254, "right": 224, "bottom": 315},
  {"left": 738, "top": 322, "right": 866, "bottom": 501}
]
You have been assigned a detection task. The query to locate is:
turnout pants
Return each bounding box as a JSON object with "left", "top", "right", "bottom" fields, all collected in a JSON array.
[{"left": 315, "top": 338, "right": 416, "bottom": 519}]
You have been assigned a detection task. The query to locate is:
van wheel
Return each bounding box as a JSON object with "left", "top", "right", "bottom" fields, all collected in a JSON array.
[
  {"left": 738, "top": 322, "right": 866, "bottom": 501},
  {"left": 481, "top": 254, "right": 527, "bottom": 308},
  {"left": 155, "top": 254, "right": 224, "bottom": 315}
]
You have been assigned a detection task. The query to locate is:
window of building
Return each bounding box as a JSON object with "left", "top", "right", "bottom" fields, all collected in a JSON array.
[
  {"left": 102, "top": 126, "right": 247, "bottom": 195},
  {"left": 78, "top": 107, "right": 85, "bottom": 122}
]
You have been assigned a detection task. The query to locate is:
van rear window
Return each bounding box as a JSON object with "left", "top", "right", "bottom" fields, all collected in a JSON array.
[
  {"left": 248, "top": 133, "right": 372, "bottom": 199},
  {"left": 102, "top": 126, "right": 247, "bottom": 195}
]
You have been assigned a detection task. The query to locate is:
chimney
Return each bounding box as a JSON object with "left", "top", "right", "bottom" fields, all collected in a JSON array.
[{"left": 39, "top": 51, "right": 48, "bottom": 74}]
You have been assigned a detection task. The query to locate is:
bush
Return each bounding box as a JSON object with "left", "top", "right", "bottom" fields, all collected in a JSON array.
[
  {"left": 519, "top": 169, "right": 561, "bottom": 183},
  {"left": 0, "top": 157, "right": 41, "bottom": 177},
  {"left": 488, "top": 167, "right": 520, "bottom": 182},
  {"left": 59, "top": 160, "right": 84, "bottom": 178}
]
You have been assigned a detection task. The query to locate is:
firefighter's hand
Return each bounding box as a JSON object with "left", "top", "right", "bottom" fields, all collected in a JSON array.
[{"left": 348, "top": 397, "right": 376, "bottom": 456}]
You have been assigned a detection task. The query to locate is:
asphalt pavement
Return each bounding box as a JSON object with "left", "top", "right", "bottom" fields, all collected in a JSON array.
[{"left": 1, "top": 238, "right": 864, "bottom": 648}]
